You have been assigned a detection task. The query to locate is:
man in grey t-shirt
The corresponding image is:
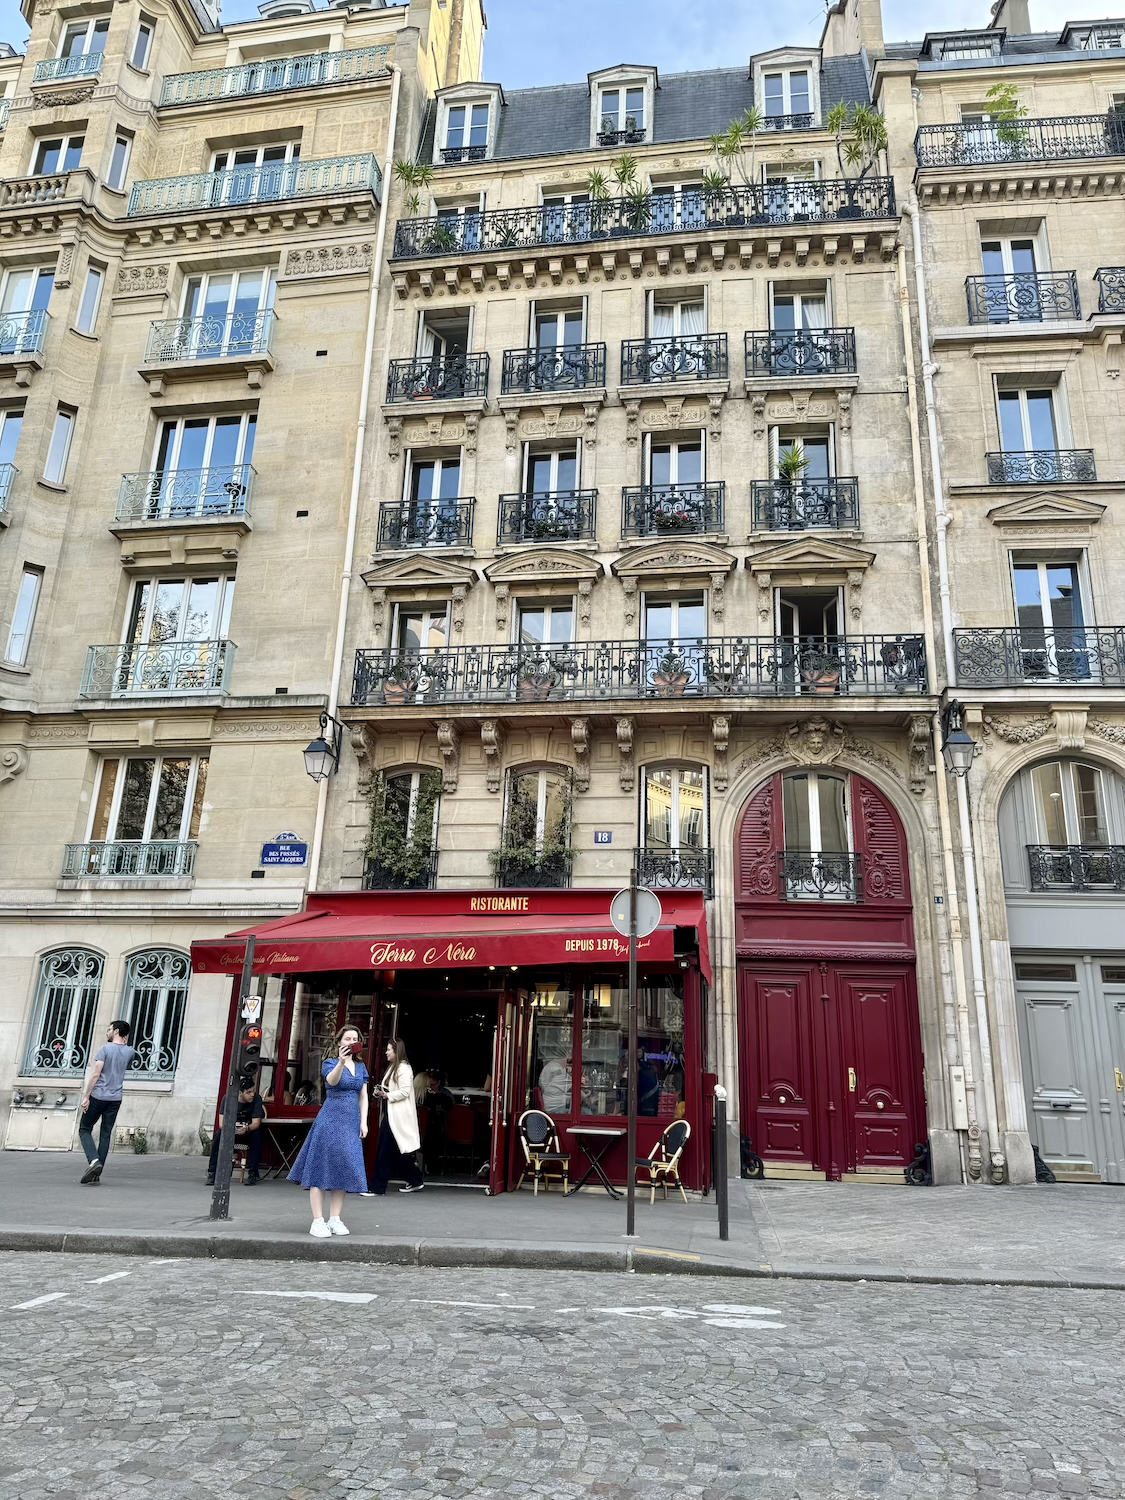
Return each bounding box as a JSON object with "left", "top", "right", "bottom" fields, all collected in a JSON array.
[{"left": 79, "top": 1021, "right": 136, "bottom": 1184}]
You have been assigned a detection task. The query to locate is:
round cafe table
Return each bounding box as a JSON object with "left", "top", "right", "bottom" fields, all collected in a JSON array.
[{"left": 566, "top": 1125, "right": 626, "bottom": 1199}]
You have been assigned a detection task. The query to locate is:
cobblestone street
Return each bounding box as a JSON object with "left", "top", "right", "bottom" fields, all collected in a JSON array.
[{"left": 2, "top": 1252, "right": 1123, "bottom": 1500}]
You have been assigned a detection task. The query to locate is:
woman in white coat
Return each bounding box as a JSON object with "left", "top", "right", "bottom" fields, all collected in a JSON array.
[{"left": 370, "top": 1037, "right": 424, "bottom": 1195}]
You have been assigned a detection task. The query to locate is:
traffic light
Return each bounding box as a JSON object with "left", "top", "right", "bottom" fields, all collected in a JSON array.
[{"left": 238, "top": 1022, "right": 263, "bottom": 1081}]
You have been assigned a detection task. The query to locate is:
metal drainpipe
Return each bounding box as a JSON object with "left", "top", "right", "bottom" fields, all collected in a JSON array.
[{"left": 307, "top": 64, "right": 403, "bottom": 894}]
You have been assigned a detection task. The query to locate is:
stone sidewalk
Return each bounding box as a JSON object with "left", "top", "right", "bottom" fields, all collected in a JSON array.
[{"left": 1, "top": 1149, "right": 1122, "bottom": 1287}]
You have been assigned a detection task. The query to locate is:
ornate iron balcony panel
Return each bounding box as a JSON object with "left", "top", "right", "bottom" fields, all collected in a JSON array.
[
  {"left": 0, "top": 461, "right": 16, "bottom": 511},
  {"left": 965, "top": 272, "right": 1080, "bottom": 324},
  {"left": 145, "top": 310, "right": 274, "bottom": 364},
  {"left": 352, "top": 633, "right": 928, "bottom": 706},
  {"left": 378, "top": 499, "right": 474, "bottom": 550},
  {"left": 391, "top": 178, "right": 897, "bottom": 259},
  {"left": 386, "top": 353, "right": 489, "bottom": 402},
  {"left": 622, "top": 481, "right": 725, "bottom": 537},
  {"left": 621, "top": 333, "right": 728, "bottom": 385},
  {"left": 597, "top": 128, "right": 647, "bottom": 146},
  {"left": 496, "top": 853, "right": 572, "bottom": 889},
  {"left": 1095, "top": 267, "right": 1125, "bottom": 312},
  {"left": 363, "top": 854, "right": 438, "bottom": 891},
  {"left": 160, "top": 44, "right": 392, "bottom": 106},
  {"left": 745, "top": 327, "right": 856, "bottom": 377},
  {"left": 0, "top": 308, "right": 49, "bottom": 358},
  {"left": 80, "top": 640, "right": 235, "bottom": 697},
  {"left": 116, "top": 465, "right": 254, "bottom": 523},
  {"left": 128, "top": 154, "right": 381, "bottom": 217},
  {"left": 916, "top": 113, "right": 1125, "bottom": 168},
  {"left": 62, "top": 841, "right": 198, "bottom": 878},
  {"left": 33, "top": 52, "right": 103, "bottom": 83},
  {"left": 1028, "top": 844, "right": 1125, "bottom": 891},
  {"left": 953, "top": 626, "right": 1125, "bottom": 686},
  {"left": 497, "top": 489, "right": 597, "bottom": 544},
  {"left": 986, "top": 449, "right": 1096, "bottom": 484},
  {"left": 752, "top": 478, "right": 860, "bottom": 531},
  {"left": 500, "top": 342, "right": 606, "bottom": 394},
  {"left": 761, "top": 113, "right": 815, "bottom": 131},
  {"left": 636, "top": 847, "right": 714, "bottom": 897},
  {"left": 440, "top": 144, "right": 488, "bottom": 163},
  {"left": 779, "top": 851, "right": 863, "bottom": 902}
]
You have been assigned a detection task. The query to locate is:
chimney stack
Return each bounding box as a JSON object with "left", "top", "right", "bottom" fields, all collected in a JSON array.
[{"left": 988, "top": 0, "right": 1032, "bottom": 36}]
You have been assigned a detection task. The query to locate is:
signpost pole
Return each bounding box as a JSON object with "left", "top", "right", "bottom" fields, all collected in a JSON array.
[
  {"left": 209, "top": 935, "right": 256, "bottom": 1222},
  {"left": 626, "top": 865, "right": 638, "bottom": 1239}
]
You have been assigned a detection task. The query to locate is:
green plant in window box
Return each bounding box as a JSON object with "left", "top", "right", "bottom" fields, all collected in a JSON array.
[
  {"left": 392, "top": 157, "right": 434, "bottom": 218},
  {"left": 985, "top": 82, "right": 1030, "bottom": 156},
  {"left": 489, "top": 773, "right": 574, "bottom": 884},
  {"left": 364, "top": 768, "right": 441, "bottom": 890}
]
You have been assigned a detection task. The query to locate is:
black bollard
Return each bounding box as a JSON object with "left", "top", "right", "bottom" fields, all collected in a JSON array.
[{"left": 714, "top": 1083, "right": 729, "bottom": 1242}]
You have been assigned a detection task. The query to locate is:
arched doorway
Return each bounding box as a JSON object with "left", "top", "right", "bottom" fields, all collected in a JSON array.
[{"left": 735, "top": 769, "right": 926, "bottom": 1182}]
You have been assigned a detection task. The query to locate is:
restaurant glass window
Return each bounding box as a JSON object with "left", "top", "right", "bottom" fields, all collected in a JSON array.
[
  {"left": 579, "top": 979, "right": 628, "bottom": 1116},
  {"left": 576, "top": 975, "right": 686, "bottom": 1119},
  {"left": 528, "top": 978, "right": 574, "bottom": 1114},
  {"left": 284, "top": 984, "right": 338, "bottom": 1105}
]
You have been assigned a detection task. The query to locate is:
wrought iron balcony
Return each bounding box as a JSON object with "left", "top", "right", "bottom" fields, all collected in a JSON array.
[
  {"left": 779, "top": 851, "right": 863, "bottom": 902},
  {"left": 966, "top": 272, "right": 1080, "bottom": 324},
  {"left": 145, "top": 310, "right": 274, "bottom": 364},
  {"left": 621, "top": 333, "right": 728, "bottom": 385},
  {"left": 622, "top": 481, "right": 725, "bottom": 538},
  {"left": 377, "top": 499, "right": 474, "bottom": 550},
  {"left": 352, "top": 634, "right": 929, "bottom": 707},
  {"left": 752, "top": 478, "right": 860, "bottom": 531},
  {"left": 363, "top": 853, "right": 438, "bottom": 891},
  {"left": 0, "top": 461, "right": 16, "bottom": 512},
  {"left": 986, "top": 449, "right": 1096, "bottom": 484},
  {"left": 391, "top": 178, "right": 897, "bottom": 259},
  {"left": 496, "top": 853, "right": 572, "bottom": 889},
  {"left": 761, "top": 113, "right": 815, "bottom": 132},
  {"left": 498, "top": 489, "right": 597, "bottom": 544},
  {"left": 386, "top": 353, "right": 489, "bottom": 403},
  {"left": 635, "top": 847, "right": 714, "bottom": 897},
  {"left": 33, "top": 52, "right": 103, "bottom": 84},
  {"left": 0, "top": 309, "right": 49, "bottom": 358},
  {"left": 1095, "top": 267, "right": 1125, "bottom": 313},
  {"left": 116, "top": 465, "right": 254, "bottom": 524},
  {"left": 159, "top": 44, "right": 392, "bottom": 106},
  {"left": 501, "top": 342, "right": 606, "bottom": 394},
  {"left": 128, "top": 154, "right": 381, "bottom": 217},
  {"left": 953, "top": 626, "right": 1125, "bottom": 685},
  {"left": 440, "top": 144, "right": 488, "bottom": 163},
  {"left": 915, "top": 112, "right": 1125, "bottom": 168},
  {"left": 62, "top": 841, "right": 198, "bottom": 878},
  {"left": 80, "top": 640, "right": 236, "bottom": 697},
  {"left": 745, "top": 327, "right": 856, "bottom": 378},
  {"left": 597, "top": 127, "right": 647, "bottom": 146},
  {"left": 1027, "top": 844, "right": 1125, "bottom": 892}
]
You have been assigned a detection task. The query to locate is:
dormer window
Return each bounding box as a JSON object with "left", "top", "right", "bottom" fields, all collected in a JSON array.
[
  {"left": 1067, "top": 23, "right": 1125, "bottom": 49},
  {"left": 444, "top": 102, "right": 489, "bottom": 163},
  {"left": 763, "top": 68, "right": 811, "bottom": 126},
  {"left": 432, "top": 85, "right": 502, "bottom": 167},
  {"left": 599, "top": 86, "right": 645, "bottom": 145},
  {"left": 937, "top": 33, "right": 1001, "bottom": 60}
]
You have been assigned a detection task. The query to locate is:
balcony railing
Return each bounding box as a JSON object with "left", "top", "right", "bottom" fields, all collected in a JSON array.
[
  {"left": 779, "top": 851, "right": 863, "bottom": 902},
  {"left": 440, "top": 144, "right": 488, "bottom": 163},
  {"left": 62, "top": 841, "right": 198, "bottom": 878},
  {"left": 1095, "top": 267, "right": 1125, "bottom": 313},
  {"left": 33, "top": 52, "right": 103, "bottom": 84},
  {"left": 501, "top": 342, "right": 606, "bottom": 394},
  {"left": 145, "top": 310, "right": 274, "bottom": 364},
  {"left": 377, "top": 499, "right": 474, "bottom": 550},
  {"left": 128, "top": 154, "right": 381, "bottom": 217},
  {"left": 1027, "top": 844, "right": 1125, "bottom": 892},
  {"left": 621, "top": 333, "right": 728, "bottom": 385},
  {"left": 391, "top": 178, "right": 897, "bottom": 259},
  {"left": 966, "top": 272, "right": 1080, "bottom": 325},
  {"left": 352, "top": 634, "right": 929, "bottom": 707},
  {"left": 752, "top": 478, "right": 860, "bottom": 531},
  {"left": 635, "top": 847, "right": 714, "bottom": 897},
  {"left": 761, "top": 113, "right": 815, "bottom": 132},
  {"left": 0, "top": 462, "right": 16, "bottom": 512},
  {"left": 622, "top": 481, "right": 725, "bottom": 538},
  {"left": 159, "top": 44, "right": 392, "bottom": 106},
  {"left": 80, "top": 640, "right": 235, "bottom": 697},
  {"left": 0, "top": 309, "right": 49, "bottom": 358},
  {"left": 597, "top": 127, "right": 646, "bottom": 147},
  {"left": 915, "top": 113, "right": 1125, "bottom": 168},
  {"left": 986, "top": 449, "right": 1096, "bottom": 484},
  {"left": 745, "top": 327, "right": 856, "bottom": 378},
  {"left": 386, "top": 353, "right": 489, "bottom": 403},
  {"left": 496, "top": 853, "right": 572, "bottom": 889},
  {"left": 116, "top": 465, "right": 254, "bottom": 523},
  {"left": 953, "top": 626, "right": 1125, "bottom": 686},
  {"left": 498, "top": 489, "right": 597, "bottom": 545},
  {"left": 363, "top": 854, "right": 437, "bottom": 891}
]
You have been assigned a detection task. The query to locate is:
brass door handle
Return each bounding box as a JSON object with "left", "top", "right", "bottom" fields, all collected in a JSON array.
[
  {"left": 848, "top": 1067, "right": 857, "bottom": 1093},
  {"left": 1115, "top": 1067, "right": 1124, "bottom": 1093}
]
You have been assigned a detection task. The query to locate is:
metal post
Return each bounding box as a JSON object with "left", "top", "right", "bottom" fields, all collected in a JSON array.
[
  {"left": 209, "top": 936, "right": 256, "bottom": 1221},
  {"left": 714, "top": 1083, "right": 729, "bottom": 1241},
  {"left": 625, "top": 865, "right": 638, "bottom": 1239}
]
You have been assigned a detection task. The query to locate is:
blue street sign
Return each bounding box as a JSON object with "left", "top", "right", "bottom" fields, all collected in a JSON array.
[
  {"left": 593, "top": 830, "right": 613, "bottom": 845},
  {"left": 261, "top": 835, "right": 308, "bottom": 866}
]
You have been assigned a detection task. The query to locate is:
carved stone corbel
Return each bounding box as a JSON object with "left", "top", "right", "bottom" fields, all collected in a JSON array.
[
  {"left": 451, "top": 585, "right": 467, "bottom": 634},
  {"left": 624, "top": 398, "right": 641, "bottom": 447},
  {"left": 616, "top": 717, "right": 634, "bottom": 792},
  {"left": 494, "top": 583, "right": 510, "bottom": 634},
  {"left": 0, "top": 745, "right": 29, "bottom": 785},
  {"left": 583, "top": 401, "right": 600, "bottom": 448},
  {"left": 464, "top": 412, "right": 480, "bottom": 456},
  {"left": 711, "top": 715, "right": 730, "bottom": 793},
  {"left": 504, "top": 409, "right": 519, "bottom": 455},
  {"left": 1051, "top": 706, "right": 1087, "bottom": 750},
  {"left": 710, "top": 571, "right": 726, "bottom": 625},
  {"left": 708, "top": 393, "right": 724, "bottom": 441},
  {"left": 837, "top": 391, "right": 853, "bottom": 434},
  {"left": 386, "top": 416, "right": 404, "bottom": 462},
  {"left": 570, "top": 717, "right": 590, "bottom": 793},
  {"left": 908, "top": 715, "right": 930, "bottom": 795},
  {"left": 349, "top": 723, "right": 377, "bottom": 796},
  {"left": 756, "top": 570, "right": 773, "bottom": 627},
  {"left": 436, "top": 720, "right": 461, "bottom": 792},
  {"left": 751, "top": 393, "right": 767, "bottom": 441},
  {"left": 370, "top": 587, "right": 388, "bottom": 640},
  {"left": 622, "top": 577, "right": 638, "bottom": 626},
  {"left": 481, "top": 719, "right": 505, "bottom": 793},
  {"left": 578, "top": 579, "right": 592, "bottom": 629},
  {"left": 847, "top": 569, "right": 863, "bottom": 624}
]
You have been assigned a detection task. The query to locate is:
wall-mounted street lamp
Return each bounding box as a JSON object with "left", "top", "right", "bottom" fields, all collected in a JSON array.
[
  {"left": 303, "top": 712, "right": 343, "bottom": 783},
  {"left": 941, "top": 701, "right": 977, "bottom": 778}
]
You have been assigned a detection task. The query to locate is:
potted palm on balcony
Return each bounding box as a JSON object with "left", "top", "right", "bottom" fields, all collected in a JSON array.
[
  {"left": 774, "top": 441, "right": 811, "bottom": 525},
  {"left": 826, "top": 103, "right": 888, "bottom": 216}
]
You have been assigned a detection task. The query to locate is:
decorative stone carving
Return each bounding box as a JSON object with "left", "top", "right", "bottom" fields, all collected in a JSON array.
[
  {"left": 464, "top": 412, "right": 480, "bottom": 456},
  {"left": 53, "top": 240, "right": 76, "bottom": 289},
  {"left": 709, "top": 571, "right": 726, "bottom": 624},
  {"left": 616, "top": 717, "right": 634, "bottom": 791},
  {"left": 578, "top": 579, "right": 592, "bottom": 628},
  {"left": 570, "top": 718, "right": 590, "bottom": 793},
  {"left": 837, "top": 391, "right": 852, "bottom": 434},
  {"left": 1089, "top": 717, "right": 1125, "bottom": 746},
  {"left": 385, "top": 416, "right": 404, "bottom": 462},
  {"left": 766, "top": 393, "right": 833, "bottom": 422},
  {"left": 33, "top": 86, "right": 95, "bottom": 109},
  {"left": 983, "top": 715, "right": 1051, "bottom": 744},
  {"left": 786, "top": 718, "right": 845, "bottom": 765},
  {"left": 504, "top": 410, "right": 519, "bottom": 455},
  {"left": 639, "top": 398, "right": 708, "bottom": 433},
  {"left": 349, "top": 723, "right": 377, "bottom": 795},
  {"left": 839, "top": 730, "right": 899, "bottom": 777},
  {"left": 847, "top": 568, "right": 864, "bottom": 624},
  {"left": 708, "top": 393, "right": 724, "bottom": 440},
  {"left": 403, "top": 416, "right": 465, "bottom": 449},
  {"left": 1051, "top": 707, "right": 1087, "bottom": 750},
  {"left": 494, "top": 583, "right": 510, "bottom": 634},
  {"left": 756, "top": 570, "right": 773, "bottom": 626},
  {"left": 751, "top": 393, "right": 767, "bottom": 440},
  {"left": 451, "top": 585, "right": 467, "bottom": 634},
  {"left": 436, "top": 720, "right": 461, "bottom": 791},
  {"left": 622, "top": 578, "right": 638, "bottom": 626},
  {"left": 908, "top": 715, "right": 931, "bottom": 795},
  {"left": 481, "top": 720, "right": 505, "bottom": 793},
  {"left": 734, "top": 731, "right": 788, "bottom": 775},
  {"left": 624, "top": 398, "right": 641, "bottom": 447},
  {"left": 370, "top": 587, "right": 388, "bottom": 636},
  {"left": 284, "top": 242, "right": 373, "bottom": 278},
  {"left": 711, "top": 715, "right": 730, "bottom": 792},
  {"left": 583, "top": 401, "right": 600, "bottom": 448},
  {"left": 0, "top": 746, "right": 28, "bottom": 785},
  {"left": 115, "top": 264, "right": 169, "bottom": 298}
]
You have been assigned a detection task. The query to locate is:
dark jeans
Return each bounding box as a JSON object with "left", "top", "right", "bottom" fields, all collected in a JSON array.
[
  {"left": 370, "top": 1117, "right": 423, "bottom": 1194},
  {"left": 209, "top": 1128, "right": 263, "bottom": 1178},
  {"left": 79, "top": 1097, "right": 121, "bottom": 1166}
]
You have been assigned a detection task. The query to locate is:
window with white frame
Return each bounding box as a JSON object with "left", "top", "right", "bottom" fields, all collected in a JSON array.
[
  {"left": 144, "top": 412, "right": 257, "bottom": 519},
  {"left": 32, "top": 134, "right": 84, "bottom": 175},
  {"left": 648, "top": 435, "right": 703, "bottom": 489},
  {"left": 1028, "top": 760, "right": 1111, "bottom": 846},
  {"left": 501, "top": 767, "right": 572, "bottom": 878},
  {"left": 516, "top": 597, "right": 575, "bottom": 646},
  {"left": 0, "top": 407, "right": 24, "bottom": 469},
  {"left": 75, "top": 263, "right": 104, "bottom": 335},
  {"left": 763, "top": 67, "right": 812, "bottom": 120},
  {"left": 650, "top": 293, "right": 706, "bottom": 338},
  {"left": 444, "top": 101, "right": 490, "bottom": 158},
  {"left": 210, "top": 142, "right": 300, "bottom": 203},
  {"left": 771, "top": 285, "right": 829, "bottom": 329},
  {"left": 407, "top": 454, "right": 462, "bottom": 506},
  {"left": 88, "top": 752, "right": 209, "bottom": 847},
  {"left": 772, "top": 424, "right": 834, "bottom": 479},
  {"left": 643, "top": 594, "right": 706, "bottom": 693},
  {"left": 643, "top": 766, "right": 708, "bottom": 851},
  {"left": 533, "top": 303, "right": 584, "bottom": 348},
  {"left": 524, "top": 445, "right": 578, "bottom": 496},
  {"left": 43, "top": 406, "right": 75, "bottom": 484},
  {"left": 131, "top": 18, "right": 154, "bottom": 70},
  {"left": 59, "top": 17, "right": 110, "bottom": 59},
  {"left": 1012, "top": 557, "right": 1090, "bottom": 680},
  {"left": 650, "top": 180, "right": 706, "bottom": 231},
  {"left": 125, "top": 574, "right": 235, "bottom": 647},
  {"left": 120, "top": 949, "right": 190, "bottom": 1079},
  {"left": 394, "top": 601, "right": 450, "bottom": 652},
  {"left": 1, "top": 265, "right": 54, "bottom": 323},
  {"left": 368, "top": 769, "right": 443, "bottom": 888},
  {"left": 997, "top": 385, "right": 1060, "bottom": 453},
  {"left": 5, "top": 565, "right": 42, "bottom": 665},
  {"left": 22, "top": 948, "right": 104, "bottom": 1078},
  {"left": 940, "top": 34, "right": 999, "bottom": 60},
  {"left": 643, "top": 592, "right": 705, "bottom": 644},
  {"left": 178, "top": 267, "right": 276, "bottom": 357},
  {"left": 106, "top": 133, "right": 132, "bottom": 191},
  {"left": 599, "top": 85, "right": 645, "bottom": 140},
  {"left": 782, "top": 769, "right": 856, "bottom": 899}
]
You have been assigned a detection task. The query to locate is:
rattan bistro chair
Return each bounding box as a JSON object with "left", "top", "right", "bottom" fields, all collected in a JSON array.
[
  {"left": 636, "top": 1119, "right": 691, "bottom": 1204},
  {"left": 516, "top": 1109, "right": 570, "bottom": 1195}
]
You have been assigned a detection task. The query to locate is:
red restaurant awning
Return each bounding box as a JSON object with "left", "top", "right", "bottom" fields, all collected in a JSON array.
[{"left": 191, "top": 888, "right": 711, "bottom": 984}]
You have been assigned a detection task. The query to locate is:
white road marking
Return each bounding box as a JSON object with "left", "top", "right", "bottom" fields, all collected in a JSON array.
[
  {"left": 148, "top": 1259, "right": 181, "bottom": 1266},
  {"left": 410, "top": 1299, "right": 536, "bottom": 1310},
  {"left": 87, "top": 1271, "right": 131, "bottom": 1284},
  {"left": 246, "top": 1290, "right": 377, "bottom": 1305},
  {"left": 598, "top": 1303, "right": 787, "bottom": 1330},
  {"left": 701, "top": 1303, "right": 782, "bottom": 1316},
  {"left": 11, "top": 1292, "right": 69, "bottom": 1310},
  {"left": 703, "top": 1317, "right": 787, "bottom": 1329}
]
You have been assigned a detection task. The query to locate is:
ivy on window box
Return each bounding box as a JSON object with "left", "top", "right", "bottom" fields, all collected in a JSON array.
[{"left": 364, "top": 768, "right": 441, "bottom": 889}]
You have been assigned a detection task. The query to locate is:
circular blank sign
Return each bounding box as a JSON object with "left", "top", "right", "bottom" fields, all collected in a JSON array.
[{"left": 610, "top": 887, "right": 662, "bottom": 939}]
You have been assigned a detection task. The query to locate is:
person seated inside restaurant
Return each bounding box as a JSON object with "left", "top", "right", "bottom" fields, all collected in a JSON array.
[
  {"left": 638, "top": 1052, "right": 662, "bottom": 1117},
  {"left": 206, "top": 1078, "right": 266, "bottom": 1185},
  {"left": 538, "top": 1055, "right": 571, "bottom": 1114}
]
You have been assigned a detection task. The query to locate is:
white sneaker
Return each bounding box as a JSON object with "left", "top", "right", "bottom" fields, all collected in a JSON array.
[
  {"left": 327, "top": 1217, "right": 350, "bottom": 1236},
  {"left": 399, "top": 1183, "right": 424, "bottom": 1194},
  {"left": 309, "top": 1218, "right": 332, "bottom": 1238}
]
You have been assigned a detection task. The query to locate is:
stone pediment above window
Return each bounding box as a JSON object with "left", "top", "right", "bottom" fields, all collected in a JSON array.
[
  {"left": 614, "top": 539, "right": 737, "bottom": 582},
  {"left": 985, "top": 492, "right": 1107, "bottom": 533},
  {"left": 588, "top": 64, "right": 658, "bottom": 149},
  {"left": 361, "top": 555, "right": 477, "bottom": 591},
  {"left": 484, "top": 550, "right": 603, "bottom": 585},
  {"left": 747, "top": 535, "right": 874, "bottom": 576}
]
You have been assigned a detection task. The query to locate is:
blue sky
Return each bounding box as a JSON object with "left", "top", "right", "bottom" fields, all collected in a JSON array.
[{"left": 1, "top": 0, "right": 1122, "bottom": 75}]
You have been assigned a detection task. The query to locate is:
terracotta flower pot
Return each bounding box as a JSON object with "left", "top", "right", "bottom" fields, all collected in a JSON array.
[{"left": 654, "top": 671, "right": 691, "bottom": 698}]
